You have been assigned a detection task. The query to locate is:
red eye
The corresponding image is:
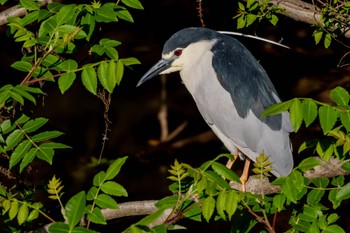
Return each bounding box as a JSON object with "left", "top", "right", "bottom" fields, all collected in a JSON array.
[{"left": 174, "top": 49, "right": 182, "bottom": 56}]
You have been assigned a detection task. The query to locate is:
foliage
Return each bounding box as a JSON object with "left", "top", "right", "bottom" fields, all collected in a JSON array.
[
  {"left": 0, "top": 0, "right": 142, "bottom": 232},
  {"left": 235, "top": 0, "right": 283, "bottom": 29}
]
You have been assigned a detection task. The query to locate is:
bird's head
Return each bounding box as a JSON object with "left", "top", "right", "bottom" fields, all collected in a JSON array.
[{"left": 136, "top": 27, "right": 218, "bottom": 87}]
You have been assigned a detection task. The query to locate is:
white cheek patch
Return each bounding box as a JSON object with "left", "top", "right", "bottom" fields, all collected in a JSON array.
[{"left": 160, "top": 66, "right": 182, "bottom": 74}]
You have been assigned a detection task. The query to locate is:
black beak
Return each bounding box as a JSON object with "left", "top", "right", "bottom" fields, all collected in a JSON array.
[{"left": 136, "top": 58, "right": 173, "bottom": 87}]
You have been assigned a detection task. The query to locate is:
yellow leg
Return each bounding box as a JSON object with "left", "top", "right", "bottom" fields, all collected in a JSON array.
[
  {"left": 240, "top": 158, "right": 251, "bottom": 192},
  {"left": 226, "top": 152, "right": 238, "bottom": 169}
]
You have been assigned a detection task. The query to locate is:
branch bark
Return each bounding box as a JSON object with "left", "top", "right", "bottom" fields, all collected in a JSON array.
[
  {"left": 269, "top": 0, "right": 350, "bottom": 38},
  {"left": 0, "top": 1, "right": 52, "bottom": 26}
]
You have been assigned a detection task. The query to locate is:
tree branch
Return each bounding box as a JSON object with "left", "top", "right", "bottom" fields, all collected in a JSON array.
[
  {"left": 0, "top": 0, "right": 52, "bottom": 26},
  {"left": 270, "top": 0, "right": 350, "bottom": 38},
  {"left": 231, "top": 156, "right": 350, "bottom": 194}
]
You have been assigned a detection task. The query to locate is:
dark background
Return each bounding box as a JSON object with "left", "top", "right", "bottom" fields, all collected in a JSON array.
[{"left": 1, "top": 0, "right": 350, "bottom": 232}]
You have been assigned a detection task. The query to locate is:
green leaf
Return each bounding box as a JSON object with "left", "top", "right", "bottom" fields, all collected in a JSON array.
[
  {"left": 105, "top": 47, "right": 119, "bottom": 60},
  {"left": 105, "top": 156, "right": 128, "bottom": 180},
  {"left": 101, "top": 181, "right": 128, "bottom": 197},
  {"left": 9, "top": 199, "right": 19, "bottom": 220},
  {"left": 37, "top": 145, "right": 54, "bottom": 164},
  {"left": 55, "top": 59, "right": 78, "bottom": 72},
  {"left": 225, "top": 190, "right": 239, "bottom": 219},
  {"left": 290, "top": 99, "right": 303, "bottom": 132},
  {"left": 301, "top": 99, "right": 318, "bottom": 127},
  {"left": 324, "top": 33, "right": 332, "bottom": 48},
  {"left": 97, "top": 61, "right": 112, "bottom": 92},
  {"left": 22, "top": 118, "right": 48, "bottom": 133},
  {"left": 236, "top": 15, "right": 246, "bottom": 29},
  {"left": 55, "top": 4, "right": 76, "bottom": 26},
  {"left": 336, "top": 182, "right": 350, "bottom": 201},
  {"left": 261, "top": 99, "right": 293, "bottom": 119},
  {"left": 155, "top": 196, "right": 178, "bottom": 209},
  {"left": 329, "top": 189, "right": 341, "bottom": 209},
  {"left": 216, "top": 192, "right": 227, "bottom": 220},
  {"left": 121, "top": 0, "right": 144, "bottom": 9},
  {"left": 31, "top": 131, "right": 64, "bottom": 142},
  {"left": 297, "top": 157, "right": 321, "bottom": 172},
  {"left": 340, "top": 112, "right": 350, "bottom": 132},
  {"left": 95, "top": 194, "right": 118, "bottom": 209},
  {"left": 5, "top": 129, "right": 24, "bottom": 151},
  {"left": 202, "top": 196, "right": 215, "bottom": 222},
  {"left": 330, "top": 87, "right": 349, "bottom": 105},
  {"left": 319, "top": 105, "right": 338, "bottom": 134},
  {"left": 27, "top": 209, "right": 39, "bottom": 222},
  {"left": 95, "top": 6, "right": 117, "bottom": 23},
  {"left": 327, "top": 213, "right": 339, "bottom": 225},
  {"left": 86, "top": 186, "right": 98, "bottom": 201},
  {"left": 211, "top": 161, "right": 241, "bottom": 183},
  {"left": 87, "top": 207, "right": 106, "bottom": 225},
  {"left": 58, "top": 72, "right": 76, "bottom": 94},
  {"left": 17, "top": 203, "right": 29, "bottom": 225},
  {"left": 115, "top": 8, "right": 134, "bottom": 22},
  {"left": 273, "top": 194, "right": 286, "bottom": 212},
  {"left": 120, "top": 57, "right": 141, "bottom": 66},
  {"left": 12, "top": 86, "right": 37, "bottom": 104},
  {"left": 9, "top": 140, "right": 31, "bottom": 169},
  {"left": 81, "top": 66, "right": 97, "bottom": 95},
  {"left": 49, "top": 222, "right": 70, "bottom": 232},
  {"left": 269, "top": 14, "right": 279, "bottom": 26},
  {"left": 314, "top": 30, "right": 323, "bottom": 44},
  {"left": 10, "top": 91, "right": 24, "bottom": 105},
  {"left": 20, "top": 148, "right": 37, "bottom": 172},
  {"left": 203, "top": 170, "right": 230, "bottom": 189},
  {"left": 307, "top": 189, "right": 325, "bottom": 204},
  {"left": 100, "top": 38, "right": 121, "bottom": 47},
  {"left": 93, "top": 171, "right": 106, "bottom": 186},
  {"left": 11, "top": 61, "right": 33, "bottom": 72},
  {"left": 65, "top": 191, "right": 86, "bottom": 230},
  {"left": 246, "top": 14, "right": 257, "bottom": 27},
  {"left": 280, "top": 170, "right": 305, "bottom": 203},
  {"left": 20, "top": 0, "right": 39, "bottom": 11},
  {"left": 312, "top": 177, "right": 329, "bottom": 188},
  {"left": 57, "top": 25, "right": 86, "bottom": 40},
  {"left": 136, "top": 207, "right": 169, "bottom": 226},
  {"left": 323, "top": 225, "right": 345, "bottom": 233},
  {"left": 116, "top": 59, "right": 124, "bottom": 85}
]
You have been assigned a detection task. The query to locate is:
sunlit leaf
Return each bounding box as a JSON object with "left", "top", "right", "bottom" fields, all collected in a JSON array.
[
  {"left": 297, "top": 157, "right": 321, "bottom": 172},
  {"left": 301, "top": 99, "right": 318, "bottom": 127},
  {"left": 87, "top": 207, "right": 106, "bottom": 225},
  {"left": 336, "top": 182, "right": 350, "bottom": 201},
  {"left": 121, "top": 0, "right": 144, "bottom": 9},
  {"left": 105, "top": 156, "right": 128, "bottom": 180},
  {"left": 95, "top": 194, "right": 118, "bottom": 209},
  {"left": 101, "top": 181, "right": 128, "bottom": 197},
  {"left": 330, "top": 86, "right": 349, "bottom": 105},
  {"left": 17, "top": 203, "right": 29, "bottom": 225},
  {"left": 81, "top": 66, "right": 97, "bottom": 95},
  {"left": 319, "top": 105, "right": 338, "bottom": 134},
  {"left": 202, "top": 196, "right": 215, "bottom": 222},
  {"left": 65, "top": 191, "right": 86, "bottom": 230}
]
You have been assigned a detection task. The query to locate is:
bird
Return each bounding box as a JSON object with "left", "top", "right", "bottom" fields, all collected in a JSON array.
[{"left": 136, "top": 27, "right": 293, "bottom": 186}]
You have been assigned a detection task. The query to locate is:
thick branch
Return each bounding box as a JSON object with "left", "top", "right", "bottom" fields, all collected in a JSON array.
[
  {"left": 270, "top": 0, "right": 350, "bottom": 38},
  {"left": 0, "top": 0, "right": 52, "bottom": 26},
  {"left": 231, "top": 156, "right": 350, "bottom": 194}
]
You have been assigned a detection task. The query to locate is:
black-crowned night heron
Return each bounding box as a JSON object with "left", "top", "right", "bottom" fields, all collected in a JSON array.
[{"left": 137, "top": 27, "right": 293, "bottom": 186}]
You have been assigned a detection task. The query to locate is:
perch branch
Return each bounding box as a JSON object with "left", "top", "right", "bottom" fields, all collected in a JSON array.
[
  {"left": 269, "top": 0, "right": 350, "bottom": 38},
  {"left": 0, "top": 0, "right": 52, "bottom": 26}
]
